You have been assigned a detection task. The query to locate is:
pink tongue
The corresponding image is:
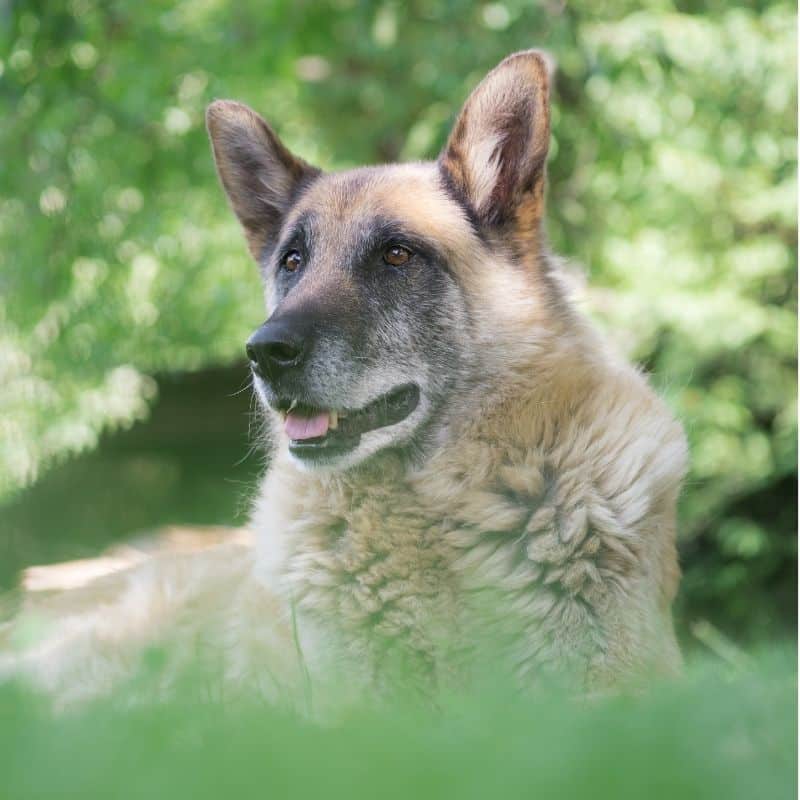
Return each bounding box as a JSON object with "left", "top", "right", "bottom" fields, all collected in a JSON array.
[{"left": 285, "top": 411, "right": 330, "bottom": 441}]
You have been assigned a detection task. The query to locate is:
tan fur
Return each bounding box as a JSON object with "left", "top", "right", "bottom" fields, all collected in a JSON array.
[
  {"left": 250, "top": 300, "right": 686, "bottom": 695},
  {"left": 2, "top": 51, "right": 687, "bottom": 709}
]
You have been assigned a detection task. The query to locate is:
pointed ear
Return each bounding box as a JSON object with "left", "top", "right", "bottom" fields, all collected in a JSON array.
[
  {"left": 439, "top": 50, "right": 551, "bottom": 228},
  {"left": 206, "top": 100, "right": 321, "bottom": 259}
]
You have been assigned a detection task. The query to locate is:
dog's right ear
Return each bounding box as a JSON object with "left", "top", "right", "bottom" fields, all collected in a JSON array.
[
  {"left": 439, "top": 51, "right": 551, "bottom": 230},
  {"left": 206, "top": 100, "right": 320, "bottom": 259}
]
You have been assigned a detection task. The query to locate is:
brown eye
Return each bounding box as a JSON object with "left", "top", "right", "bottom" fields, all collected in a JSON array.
[
  {"left": 383, "top": 245, "right": 411, "bottom": 267},
  {"left": 283, "top": 250, "right": 303, "bottom": 272}
]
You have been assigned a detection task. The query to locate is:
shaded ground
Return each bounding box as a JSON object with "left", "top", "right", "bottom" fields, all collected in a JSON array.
[{"left": 0, "top": 365, "right": 260, "bottom": 590}]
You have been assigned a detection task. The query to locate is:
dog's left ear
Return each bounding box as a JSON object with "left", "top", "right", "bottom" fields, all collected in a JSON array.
[
  {"left": 440, "top": 50, "right": 551, "bottom": 228},
  {"left": 206, "top": 100, "right": 321, "bottom": 259}
]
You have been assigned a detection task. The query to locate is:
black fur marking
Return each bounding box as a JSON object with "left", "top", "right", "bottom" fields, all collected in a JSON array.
[
  {"left": 436, "top": 161, "right": 486, "bottom": 241},
  {"left": 263, "top": 211, "right": 317, "bottom": 279},
  {"left": 257, "top": 171, "right": 322, "bottom": 266},
  {"left": 350, "top": 215, "right": 455, "bottom": 278}
]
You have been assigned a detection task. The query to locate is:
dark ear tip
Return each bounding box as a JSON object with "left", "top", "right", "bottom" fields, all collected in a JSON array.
[
  {"left": 205, "top": 99, "right": 258, "bottom": 132},
  {"left": 206, "top": 99, "right": 231, "bottom": 131},
  {"left": 529, "top": 49, "right": 557, "bottom": 79},
  {"left": 496, "top": 49, "right": 556, "bottom": 85}
]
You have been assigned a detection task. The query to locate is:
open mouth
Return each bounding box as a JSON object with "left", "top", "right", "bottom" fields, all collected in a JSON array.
[{"left": 277, "top": 383, "right": 420, "bottom": 461}]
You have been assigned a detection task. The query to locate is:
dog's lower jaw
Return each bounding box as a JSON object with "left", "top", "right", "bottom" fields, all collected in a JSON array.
[{"left": 283, "top": 398, "right": 432, "bottom": 473}]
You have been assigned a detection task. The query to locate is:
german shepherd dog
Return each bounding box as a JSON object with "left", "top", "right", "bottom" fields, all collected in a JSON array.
[{"left": 3, "top": 51, "right": 687, "bottom": 707}]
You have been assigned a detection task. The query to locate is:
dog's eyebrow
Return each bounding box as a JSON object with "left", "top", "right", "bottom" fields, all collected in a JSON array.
[
  {"left": 269, "top": 211, "right": 316, "bottom": 260},
  {"left": 357, "top": 216, "right": 449, "bottom": 267}
]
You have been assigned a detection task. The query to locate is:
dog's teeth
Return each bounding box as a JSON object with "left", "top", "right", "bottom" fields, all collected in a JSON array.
[
  {"left": 288, "top": 398, "right": 298, "bottom": 412},
  {"left": 329, "top": 410, "right": 338, "bottom": 429}
]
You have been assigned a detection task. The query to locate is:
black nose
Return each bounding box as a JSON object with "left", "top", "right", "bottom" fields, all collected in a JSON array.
[{"left": 246, "top": 319, "right": 306, "bottom": 378}]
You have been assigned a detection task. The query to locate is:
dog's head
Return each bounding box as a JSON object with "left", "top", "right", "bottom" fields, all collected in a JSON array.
[{"left": 207, "top": 51, "right": 554, "bottom": 471}]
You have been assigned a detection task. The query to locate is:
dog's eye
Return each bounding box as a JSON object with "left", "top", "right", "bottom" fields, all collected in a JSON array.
[
  {"left": 282, "top": 250, "right": 303, "bottom": 273},
  {"left": 383, "top": 246, "right": 411, "bottom": 267}
]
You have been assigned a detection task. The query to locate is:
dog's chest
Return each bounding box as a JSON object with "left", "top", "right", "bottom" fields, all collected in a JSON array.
[
  {"left": 264, "top": 441, "right": 652, "bottom": 689},
  {"left": 283, "top": 487, "right": 464, "bottom": 656}
]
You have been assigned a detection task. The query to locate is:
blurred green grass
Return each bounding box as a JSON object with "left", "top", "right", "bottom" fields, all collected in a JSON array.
[{"left": 1, "top": 647, "right": 795, "bottom": 799}]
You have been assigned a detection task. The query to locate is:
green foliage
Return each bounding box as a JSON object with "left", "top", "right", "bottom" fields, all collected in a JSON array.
[
  {"left": 0, "top": 1, "right": 795, "bottom": 637},
  {"left": 0, "top": 648, "right": 796, "bottom": 799}
]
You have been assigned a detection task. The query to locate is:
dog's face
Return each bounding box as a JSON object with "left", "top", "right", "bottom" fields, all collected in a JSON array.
[{"left": 207, "top": 51, "right": 551, "bottom": 471}]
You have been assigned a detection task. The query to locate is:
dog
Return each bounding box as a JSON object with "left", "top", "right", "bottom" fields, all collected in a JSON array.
[{"left": 2, "top": 51, "right": 687, "bottom": 708}]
